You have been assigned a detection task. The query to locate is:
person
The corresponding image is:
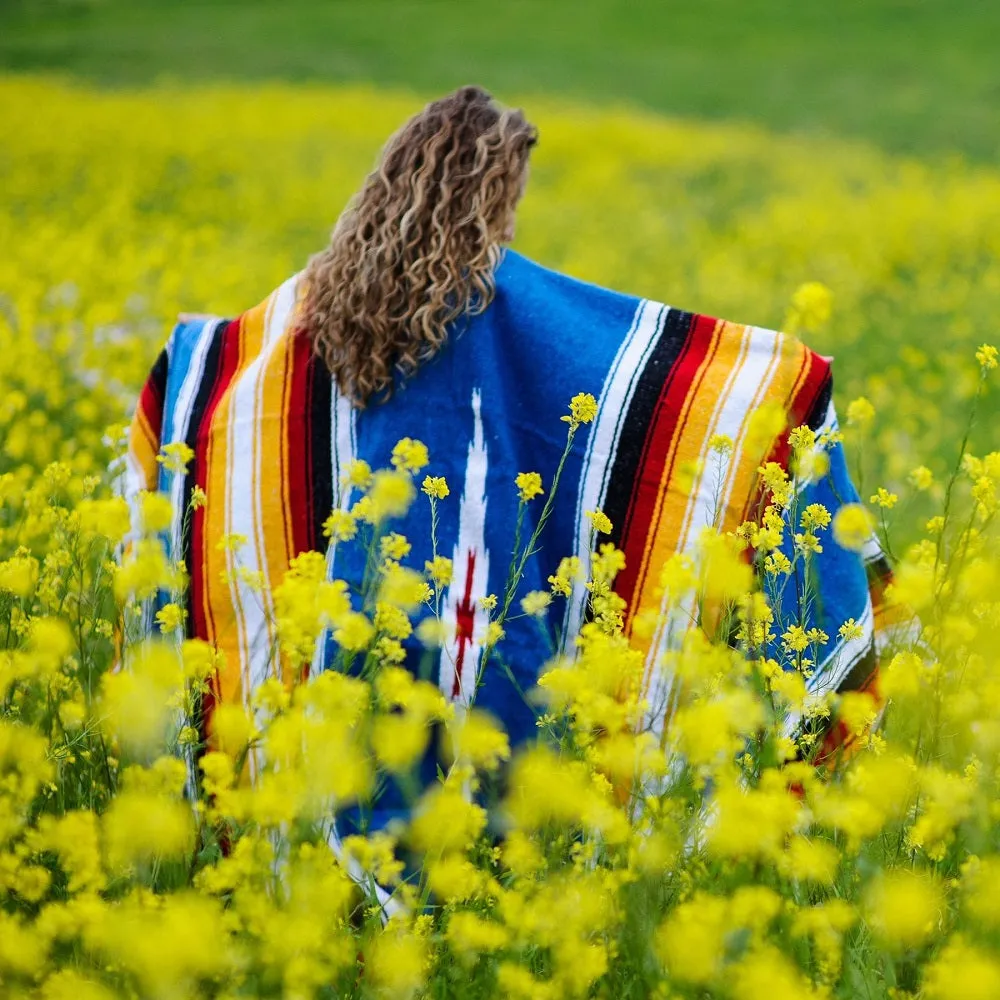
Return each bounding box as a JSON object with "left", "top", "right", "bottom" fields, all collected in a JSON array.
[{"left": 124, "top": 85, "right": 890, "bottom": 834}]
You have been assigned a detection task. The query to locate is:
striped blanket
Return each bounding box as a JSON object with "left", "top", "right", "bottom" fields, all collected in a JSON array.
[{"left": 126, "top": 249, "right": 892, "bottom": 825}]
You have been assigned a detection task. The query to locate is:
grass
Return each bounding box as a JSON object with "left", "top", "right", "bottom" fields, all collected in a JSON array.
[{"left": 1, "top": 0, "right": 999, "bottom": 161}]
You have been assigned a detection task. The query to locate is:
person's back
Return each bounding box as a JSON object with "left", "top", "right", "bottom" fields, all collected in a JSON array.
[{"left": 124, "top": 86, "right": 889, "bottom": 831}]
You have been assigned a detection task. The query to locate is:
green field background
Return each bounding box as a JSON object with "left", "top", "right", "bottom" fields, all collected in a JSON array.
[
  {"left": 3, "top": 0, "right": 1000, "bottom": 505},
  {"left": 4, "top": 0, "right": 1000, "bottom": 161}
]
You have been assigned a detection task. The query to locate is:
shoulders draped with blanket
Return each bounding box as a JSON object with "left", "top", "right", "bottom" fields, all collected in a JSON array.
[{"left": 125, "top": 250, "right": 894, "bottom": 820}]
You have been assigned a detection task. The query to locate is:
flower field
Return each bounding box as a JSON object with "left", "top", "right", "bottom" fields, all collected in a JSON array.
[{"left": 3, "top": 76, "right": 1000, "bottom": 998}]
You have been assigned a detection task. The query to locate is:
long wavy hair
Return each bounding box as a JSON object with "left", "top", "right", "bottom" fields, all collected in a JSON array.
[{"left": 301, "top": 86, "right": 538, "bottom": 405}]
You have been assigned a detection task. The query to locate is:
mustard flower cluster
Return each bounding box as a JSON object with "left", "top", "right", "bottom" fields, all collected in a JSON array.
[{"left": 3, "top": 75, "right": 1000, "bottom": 1000}]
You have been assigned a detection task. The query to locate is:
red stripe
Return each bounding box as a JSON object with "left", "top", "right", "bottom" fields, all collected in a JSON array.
[
  {"left": 190, "top": 317, "right": 243, "bottom": 647},
  {"left": 743, "top": 349, "right": 830, "bottom": 523},
  {"left": 286, "top": 331, "right": 315, "bottom": 560},
  {"left": 614, "top": 313, "right": 717, "bottom": 614},
  {"left": 137, "top": 375, "right": 164, "bottom": 439}
]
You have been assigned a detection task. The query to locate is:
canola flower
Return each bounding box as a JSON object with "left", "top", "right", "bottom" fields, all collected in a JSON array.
[{"left": 3, "top": 74, "right": 1000, "bottom": 999}]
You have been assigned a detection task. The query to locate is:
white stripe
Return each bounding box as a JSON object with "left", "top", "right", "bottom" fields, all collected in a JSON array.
[
  {"left": 311, "top": 387, "right": 358, "bottom": 676},
  {"left": 563, "top": 300, "right": 665, "bottom": 647},
  {"left": 224, "top": 276, "right": 299, "bottom": 779},
  {"left": 782, "top": 595, "right": 875, "bottom": 738},
  {"left": 438, "top": 389, "right": 491, "bottom": 705},
  {"left": 862, "top": 533, "right": 885, "bottom": 565},
  {"left": 167, "top": 319, "right": 220, "bottom": 562},
  {"left": 809, "top": 595, "right": 875, "bottom": 697},
  {"left": 711, "top": 330, "right": 786, "bottom": 527}
]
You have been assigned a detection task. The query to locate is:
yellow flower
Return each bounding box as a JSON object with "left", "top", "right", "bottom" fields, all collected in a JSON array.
[
  {"left": 374, "top": 602, "right": 413, "bottom": 640},
  {"left": 368, "top": 469, "right": 416, "bottom": 521},
  {"left": 445, "top": 709, "right": 510, "bottom": 771},
  {"left": 421, "top": 475, "right": 450, "bottom": 499},
  {"left": 708, "top": 433, "right": 733, "bottom": 453},
  {"left": 140, "top": 491, "right": 173, "bottom": 534},
  {"left": 975, "top": 343, "right": 998, "bottom": 372},
  {"left": 409, "top": 785, "right": 487, "bottom": 853},
  {"left": 415, "top": 616, "right": 450, "bottom": 647},
  {"left": 870, "top": 486, "right": 898, "bottom": 509},
  {"left": 561, "top": 391, "right": 598, "bottom": 426},
  {"left": 78, "top": 496, "right": 131, "bottom": 543},
  {"left": 426, "top": 853, "right": 485, "bottom": 902},
  {"left": 655, "top": 893, "right": 729, "bottom": 985},
  {"left": 391, "top": 436, "right": 430, "bottom": 473},
  {"left": 425, "top": 555, "right": 453, "bottom": 587},
  {"left": 102, "top": 788, "right": 196, "bottom": 870},
  {"left": 380, "top": 532, "right": 411, "bottom": 560},
  {"left": 216, "top": 532, "right": 247, "bottom": 553},
  {"left": 865, "top": 871, "right": 942, "bottom": 951},
  {"left": 446, "top": 911, "right": 509, "bottom": 957},
  {"left": 343, "top": 458, "right": 372, "bottom": 489},
  {"left": 372, "top": 714, "right": 430, "bottom": 773},
  {"left": 157, "top": 441, "right": 195, "bottom": 475},
  {"left": 189, "top": 485, "right": 207, "bottom": 509},
  {"left": 909, "top": 465, "right": 935, "bottom": 491},
  {"left": 210, "top": 701, "right": 255, "bottom": 756},
  {"left": 548, "top": 555, "right": 583, "bottom": 597},
  {"left": 846, "top": 396, "right": 876, "bottom": 428},
  {"left": 923, "top": 939, "right": 1000, "bottom": 1000},
  {"left": 520, "top": 590, "right": 552, "bottom": 616},
  {"left": 380, "top": 562, "right": 430, "bottom": 610},
  {"left": 155, "top": 602, "right": 187, "bottom": 634},
  {"left": 323, "top": 508, "right": 357, "bottom": 541},
  {"left": 0, "top": 553, "right": 40, "bottom": 598},
  {"left": 586, "top": 508, "right": 613, "bottom": 534},
  {"left": 800, "top": 502, "right": 831, "bottom": 530},
  {"left": 747, "top": 402, "right": 788, "bottom": 454},
  {"left": 779, "top": 836, "right": 840, "bottom": 885},
  {"left": 832, "top": 503, "right": 875, "bottom": 551},
  {"left": 515, "top": 470, "right": 544, "bottom": 502},
  {"left": 786, "top": 280, "right": 833, "bottom": 332},
  {"left": 333, "top": 612, "right": 375, "bottom": 652},
  {"left": 838, "top": 617, "right": 865, "bottom": 641},
  {"left": 366, "top": 930, "right": 426, "bottom": 1000},
  {"left": 342, "top": 832, "right": 404, "bottom": 886}
]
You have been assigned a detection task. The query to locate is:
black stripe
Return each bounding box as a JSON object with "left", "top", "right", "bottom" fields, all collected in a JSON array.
[
  {"left": 805, "top": 370, "right": 833, "bottom": 431},
  {"left": 866, "top": 552, "right": 893, "bottom": 581},
  {"left": 836, "top": 642, "right": 879, "bottom": 694},
  {"left": 148, "top": 347, "right": 170, "bottom": 410},
  {"left": 180, "top": 319, "right": 228, "bottom": 639},
  {"left": 309, "top": 353, "right": 335, "bottom": 553},
  {"left": 604, "top": 307, "right": 694, "bottom": 550},
  {"left": 833, "top": 640, "right": 879, "bottom": 693}
]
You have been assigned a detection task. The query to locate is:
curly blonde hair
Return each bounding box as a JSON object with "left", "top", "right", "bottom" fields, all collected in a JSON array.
[{"left": 301, "top": 85, "right": 537, "bottom": 405}]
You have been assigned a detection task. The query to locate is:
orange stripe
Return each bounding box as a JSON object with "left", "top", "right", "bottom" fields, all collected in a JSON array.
[
  {"left": 259, "top": 328, "right": 299, "bottom": 684},
  {"left": 130, "top": 407, "right": 160, "bottom": 490},
  {"left": 204, "top": 303, "right": 266, "bottom": 707}
]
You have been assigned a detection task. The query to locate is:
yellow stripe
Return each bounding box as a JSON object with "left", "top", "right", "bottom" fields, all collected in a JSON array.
[
  {"left": 257, "top": 308, "right": 296, "bottom": 685},
  {"left": 129, "top": 413, "right": 159, "bottom": 491}
]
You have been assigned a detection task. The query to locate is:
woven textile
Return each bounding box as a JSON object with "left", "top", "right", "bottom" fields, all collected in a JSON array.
[{"left": 126, "top": 250, "right": 891, "bottom": 818}]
